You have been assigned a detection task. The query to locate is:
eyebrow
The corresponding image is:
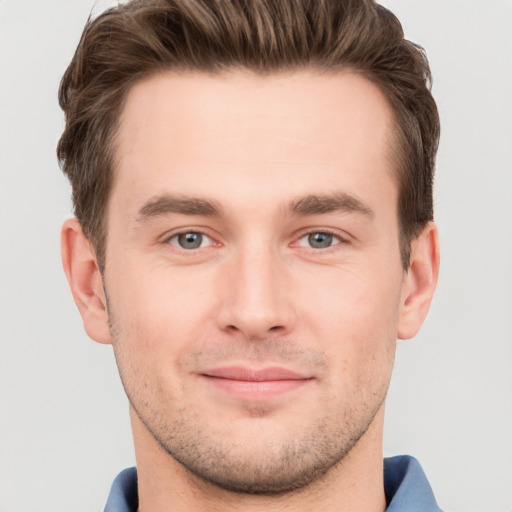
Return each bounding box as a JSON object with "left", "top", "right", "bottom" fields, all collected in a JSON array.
[
  {"left": 137, "top": 194, "right": 223, "bottom": 222},
  {"left": 285, "top": 192, "right": 374, "bottom": 218},
  {"left": 136, "top": 190, "right": 374, "bottom": 223}
]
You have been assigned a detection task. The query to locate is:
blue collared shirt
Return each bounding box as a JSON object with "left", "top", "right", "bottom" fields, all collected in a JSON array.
[{"left": 104, "top": 455, "right": 443, "bottom": 511}]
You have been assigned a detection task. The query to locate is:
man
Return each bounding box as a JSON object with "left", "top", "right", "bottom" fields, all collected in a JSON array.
[{"left": 58, "top": 0, "right": 441, "bottom": 510}]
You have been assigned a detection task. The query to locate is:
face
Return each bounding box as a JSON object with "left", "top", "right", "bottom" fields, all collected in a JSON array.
[{"left": 104, "top": 70, "right": 408, "bottom": 493}]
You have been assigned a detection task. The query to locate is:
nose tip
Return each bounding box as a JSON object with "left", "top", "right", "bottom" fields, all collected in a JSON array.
[
  {"left": 223, "top": 308, "right": 288, "bottom": 340},
  {"left": 216, "top": 253, "right": 296, "bottom": 340}
]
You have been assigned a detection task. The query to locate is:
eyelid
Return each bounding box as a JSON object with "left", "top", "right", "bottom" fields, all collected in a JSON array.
[
  {"left": 169, "top": 232, "right": 212, "bottom": 249},
  {"left": 293, "top": 228, "right": 351, "bottom": 249},
  {"left": 160, "top": 227, "right": 220, "bottom": 249}
]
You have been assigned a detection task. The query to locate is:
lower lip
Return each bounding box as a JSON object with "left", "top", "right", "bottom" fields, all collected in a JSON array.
[{"left": 200, "top": 376, "right": 311, "bottom": 400}]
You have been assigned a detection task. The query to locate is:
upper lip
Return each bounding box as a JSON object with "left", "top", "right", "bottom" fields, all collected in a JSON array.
[{"left": 201, "top": 366, "right": 310, "bottom": 381}]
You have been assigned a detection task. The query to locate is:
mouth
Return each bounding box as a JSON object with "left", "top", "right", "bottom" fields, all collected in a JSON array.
[{"left": 199, "top": 366, "right": 314, "bottom": 400}]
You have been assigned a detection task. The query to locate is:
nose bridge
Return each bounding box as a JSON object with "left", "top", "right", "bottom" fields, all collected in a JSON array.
[{"left": 218, "top": 237, "right": 294, "bottom": 337}]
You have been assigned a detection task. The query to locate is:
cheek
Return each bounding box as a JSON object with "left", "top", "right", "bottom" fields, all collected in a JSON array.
[
  {"left": 107, "top": 262, "right": 217, "bottom": 363},
  {"left": 296, "top": 265, "right": 401, "bottom": 374},
  {"left": 106, "top": 267, "right": 218, "bottom": 411}
]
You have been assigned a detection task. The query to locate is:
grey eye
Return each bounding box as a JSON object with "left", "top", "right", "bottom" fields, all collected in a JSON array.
[
  {"left": 307, "top": 232, "right": 334, "bottom": 249},
  {"left": 297, "top": 232, "right": 341, "bottom": 249},
  {"left": 174, "top": 232, "right": 205, "bottom": 249}
]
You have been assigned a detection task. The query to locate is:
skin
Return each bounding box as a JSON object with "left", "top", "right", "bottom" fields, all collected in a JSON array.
[{"left": 62, "top": 70, "right": 439, "bottom": 512}]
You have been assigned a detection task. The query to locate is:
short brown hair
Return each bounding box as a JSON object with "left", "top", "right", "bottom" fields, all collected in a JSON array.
[{"left": 57, "top": 0, "right": 440, "bottom": 270}]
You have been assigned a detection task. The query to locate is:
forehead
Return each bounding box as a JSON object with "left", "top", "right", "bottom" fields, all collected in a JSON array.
[{"left": 113, "top": 69, "right": 397, "bottom": 211}]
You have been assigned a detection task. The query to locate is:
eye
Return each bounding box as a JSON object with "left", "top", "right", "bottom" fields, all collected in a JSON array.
[
  {"left": 297, "top": 231, "right": 342, "bottom": 249},
  {"left": 168, "top": 232, "right": 212, "bottom": 250}
]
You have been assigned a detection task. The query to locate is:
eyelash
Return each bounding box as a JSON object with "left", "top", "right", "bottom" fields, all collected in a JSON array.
[
  {"left": 162, "top": 228, "right": 350, "bottom": 252},
  {"left": 164, "top": 230, "right": 216, "bottom": 250},
  {"left": 294, "top": 228, "right": 350, "bottom": 252}
]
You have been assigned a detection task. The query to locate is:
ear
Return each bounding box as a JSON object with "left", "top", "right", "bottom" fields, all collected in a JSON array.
[
  {"left": 61, "top": 218, "right": 112, "bottom": 344},
  {"left": 398, "top": 222, "right": 440, "bottom": 340}
]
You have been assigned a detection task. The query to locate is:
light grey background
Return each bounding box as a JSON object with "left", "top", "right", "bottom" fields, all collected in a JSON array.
[{"left": 1, "top": 1, "right": 511, "bottom": 511}]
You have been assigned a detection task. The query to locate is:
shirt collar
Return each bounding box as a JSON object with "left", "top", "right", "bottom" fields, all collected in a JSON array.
[
  {"left": 384, "top": 455, "right": 443, "bottom": 511},
  {"left": 103, "top": 467, "right": 138, "bottom": 512}
]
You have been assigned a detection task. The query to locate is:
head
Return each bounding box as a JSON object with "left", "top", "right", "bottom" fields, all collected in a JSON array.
[
  {"left": 58, "top": 0, "right": 439, "bottom": 272},
  {"left": 59, "top": 0, "right": 440, "bottom": 499}
]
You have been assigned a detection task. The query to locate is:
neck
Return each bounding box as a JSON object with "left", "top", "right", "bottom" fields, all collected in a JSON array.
[{"left": 130, "top": 407, "right": 387, "bottom": 512}]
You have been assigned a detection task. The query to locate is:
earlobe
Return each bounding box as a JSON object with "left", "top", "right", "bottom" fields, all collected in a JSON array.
[
  {"left": 398, "top": 222, "right": 440, "bottom": 340},
  {"left": 61, "top": 219, "right": 112, "bottom": 344}
]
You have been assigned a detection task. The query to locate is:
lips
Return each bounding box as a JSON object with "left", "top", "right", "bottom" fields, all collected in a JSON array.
[
  {"left": 202, "top": 366, "right": 307, "bottom": 381},
  {"left": 199, "top": 366, "right": 313, "bottom": 399}
]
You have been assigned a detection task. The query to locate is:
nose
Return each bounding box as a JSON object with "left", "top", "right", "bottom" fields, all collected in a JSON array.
[{"left": 216, "top": 243, "right": 296, "bottom": 340}]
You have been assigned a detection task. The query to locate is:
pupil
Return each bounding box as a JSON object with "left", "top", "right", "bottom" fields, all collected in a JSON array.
[
  {"left": 178, "top": 232, "right": 202, "bottom": 249},
  {"left": 308, "top": 232, "right": 332, "bottom": 248}
]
